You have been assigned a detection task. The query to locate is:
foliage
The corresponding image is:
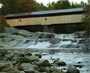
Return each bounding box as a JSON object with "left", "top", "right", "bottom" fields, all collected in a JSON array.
[
  {"left": 54, "top": 0, "right": 71, "bottom": 9},
  {"left": 0, "top": 0, "right": 42, "bottom": 15},
  {"left": 0, "top": 16, "right": 9, "bottom": 32},
  {"left": 0, "top": 0, "right": 87, "bottom": 15},
  {"left": 83, "top": 2, "right": 90, "bottom": 36},
  {"left": 48, "top": 0, "right": 85, "bottom": 10},
  {"left": 0, "top": 0, "right": 21, "bottom": 15},
  {"left": 70, "top": 1, "right": 86, "bottom": 8}
]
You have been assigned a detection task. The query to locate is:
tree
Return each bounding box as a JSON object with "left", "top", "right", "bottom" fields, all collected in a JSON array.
[
  {"left": 1, "top": 0, "right": 21, "bottom": 15},
  {"left": 36, "top": 3, "right": 48, "bottom": 11},
  {"left": 71, "top": 1, "right": 85, "bottom": 8},
  {"left": 54, "top": 0, "right": 71, "bottom": 9},
  {"left": 19, "top": 0, "right": 38, "bottom": 12},
  {"left": 83, "top": 1, "right": 90, "bottom": 36},
  {"left": 0, "top": 16, "right": 9, "bottom": 32},
  {"left": 0, "top": 0, "right": 40, "bottom": 15},
  {"left": 47, "top": 2, "right": 56, "bottom": 10}
]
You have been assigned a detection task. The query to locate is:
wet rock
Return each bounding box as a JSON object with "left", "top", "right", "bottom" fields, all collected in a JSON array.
[
  {"left": 56, "top": 61, "right": 66, "bottom": 66},
  {"left": 18, "top": 66, "right": 24, "bottom": 71},
  {"left": 50, "top": 66, "right": 57, "bottom": 72},
  {"left": 51, "top": 69, "right": 64, "bottom": 73},
  {"left": 66, "top": 64, "right": 80, "bottom": 73},
  {"left": 38, "top": 33, "right": 55, "bottom": 38},
  {"left": 20, "top": 63, "right": 34, "bottom": 72},
  {"left": 41, "top": 72, "right": 47, "bottom": 73},
  {"left": 0, "top": 72, "right": 7, "bottom": 73},
  {"left": 0, "top": 62, "right": 13, "bottom": 71},
  {"left": 17, "top": 57, "right": 32, "bottom": 64},
  {"left": 35, "top": 54, "right": 42, "bottom": 58},
  {"left": 24, "top": 70, "right": 35, "bottom": 73},
  {"left": 18, "top": 53, "right": 25, "bottom": 57},
  {"left": 54, "top": 58, "right": 66, "bottom": 66},
  {"left": 5, "top": 53, "right": 14, "bottom": 61},
  {"left": 25, "top": 52, "right": 32, "bottom": 56},
  {"left": 37, "top": 66, "right": 45, "bottom": 72},
  {"left": 27, "top": 56, "right": 39, "bottom": 62},
  {"left": 37, "top": 59, "right": 51, "bottom": 67},
  {"left": 34, "top": 70, "right": 40, "bottom": 73},
  {"left": 0, "top": 51, "right": 9, "bottom": 57},
  {"left": 19, "top": 71, "right": 25, "bottom": 73},
  {"left": 49, "top": 38, "right": 60, "bottom": 44},
  {"left": 45, "top": 66, "right": 50, "bottom": 73},
  {"left": 74, "top": 64, "right": 84, "bottom": 68},
  {"left": 2, "top": 67, "right": 19, "bottom": 73}
]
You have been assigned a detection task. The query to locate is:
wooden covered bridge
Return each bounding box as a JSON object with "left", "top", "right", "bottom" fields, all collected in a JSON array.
[{"left": 5, "top": 8, "right": 84, "bottom": 33}]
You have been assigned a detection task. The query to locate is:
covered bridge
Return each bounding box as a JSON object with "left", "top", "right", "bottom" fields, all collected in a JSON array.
[{"left": 5, "top": 8, "right": 85, "bottom": 33}]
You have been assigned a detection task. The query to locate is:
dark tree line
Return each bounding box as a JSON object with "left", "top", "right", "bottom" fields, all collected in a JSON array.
[
  {"left": 0, "top": 0, "right": 87, "bottom": 15},
  {"left": 83, "top": 0, "right": 90, "bottom": 36}
]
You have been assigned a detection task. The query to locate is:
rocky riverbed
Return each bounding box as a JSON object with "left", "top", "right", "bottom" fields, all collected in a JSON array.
[
  {"left": 0, "top": 49, "right": 86, "bottom": 73},
  {"left": 0, "top": 27, "right": 90, "bottom": 73}
]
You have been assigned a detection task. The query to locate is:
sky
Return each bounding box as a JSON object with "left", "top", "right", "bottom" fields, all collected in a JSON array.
[
  {"left": 36, "top": 0, "right": 88, "bottom": 6},
  {"left": 0, "top": 3, "right": 3, "bottom": 8}
]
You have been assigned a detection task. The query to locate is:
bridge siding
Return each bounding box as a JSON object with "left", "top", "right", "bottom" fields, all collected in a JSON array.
[{"left": 6, "top": 14, "right": 84, "bottom": 26}]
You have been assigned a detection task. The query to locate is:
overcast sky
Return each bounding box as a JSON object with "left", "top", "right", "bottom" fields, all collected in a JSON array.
[
  {"left": 0, "top": 3, "right": 3, "bottom": 8},
  {"left": 36, "top": 0, "right": 88, "bottom": 6}
]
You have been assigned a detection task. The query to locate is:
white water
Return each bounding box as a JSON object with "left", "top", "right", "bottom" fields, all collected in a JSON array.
[
  {"left": 0, "top": 29, "right": 90, "bottom": 73},
  {"left": 27, "top": 41, "right": 51, "bottom": 49},
  {"left": 55, "top": 34, "right": 74, "bottom": 39},
  {"left": 0, "top": 30, "right": 89, "bottom": 49}
]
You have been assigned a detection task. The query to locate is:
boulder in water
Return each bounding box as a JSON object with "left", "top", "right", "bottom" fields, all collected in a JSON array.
[
  {"left": 66, "top": 64, "right": 80, "bottom": 73},
  {"left": 37, "top": 59, "right": 51, "bottom": 67}
]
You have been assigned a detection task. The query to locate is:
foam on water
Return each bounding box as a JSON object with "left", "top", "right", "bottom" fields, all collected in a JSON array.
[
  {"left": 55, "top": 34, "right": 74, "bottom": 39},
  {"left": 27, "top": 41, "right": 51, "bottom": 49}
]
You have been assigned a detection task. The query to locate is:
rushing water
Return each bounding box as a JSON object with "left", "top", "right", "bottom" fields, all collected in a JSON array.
[{"left": 0, "top": 31, "right": 90, "bottom": 73}]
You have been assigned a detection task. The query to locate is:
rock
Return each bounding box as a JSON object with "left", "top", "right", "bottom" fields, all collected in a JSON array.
[
  {"left": 25, "top": 52, "right": 32, "bottom": 56},
  {"left": 50, "top": 66, "right": 57, "bottom": 72},
  {"left": 49, "top": 38, "right": 60, "bottom": 44},
  {"left": 45, "top": 66, "right": 50, "bottom": 73},
  {"left": 5, "top": 53, "right": 14, "bottom": 61},
  {"left": 20, "top": 63, "right": 34, "bottom": 71},
  {"left": 17, "top": 30, "right": 32, "bottom": 37},
  {"left": 42, "top": 72, "right": 47, "bottom": 73},
  {"left": 27, "top": 56, "right": 39, "bottom": 62},
  {"left": 66, "top": 64, "right": 80, "bottom": 73},
  {"left": 2, "top": 67, "right": 19, "bottom": 73},
  {"left": 0, "top": 62, "right": 13, "bottom": 71},
  {"left": 17, "top": 57, "right": 32, "bottom": 63},
  {"left": 24, "top": 70, "right": 35, "bottom": 73},
  {"left": 18, "top": 53, "right": 25, "bottom": 57},
  {"left": 19, "top": 71, "right": 25, "bottom": 73},
  {"left": 0, "top": 51, "right": 9, "bottom": 57},
  {"left": 0, "top": 72, "right": 7, "bottom": 73},
  {"left": 38, "top": 33, "right": 55, "bottom": 38},
  {"left": 54, "top": 59, "right": 66, "bottom": 66},
  {"left": 74, "top": 64, "right": 84, "bottom": 68},
  {"left": 37, "top": 66, "right": 45, "bottom": 72},
  {"left": 34, "top": 70, "right": 40, "bottom": 73},
  {"left": 37, "top": 59, "right": 51, "bottom": 67},
  {"left": 51, "top": 69, "right": 64, "bottom": 73},
  {"left": 35, "top": 54, "right": 42, "bottom": 58},
  {"left": 56, "top": 61, "right": 66, "bottom": 66}
]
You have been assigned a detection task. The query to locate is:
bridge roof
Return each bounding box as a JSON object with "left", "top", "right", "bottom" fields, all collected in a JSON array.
[{"left": 6, "top": 8, "right": 84, "bottom": 18}]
